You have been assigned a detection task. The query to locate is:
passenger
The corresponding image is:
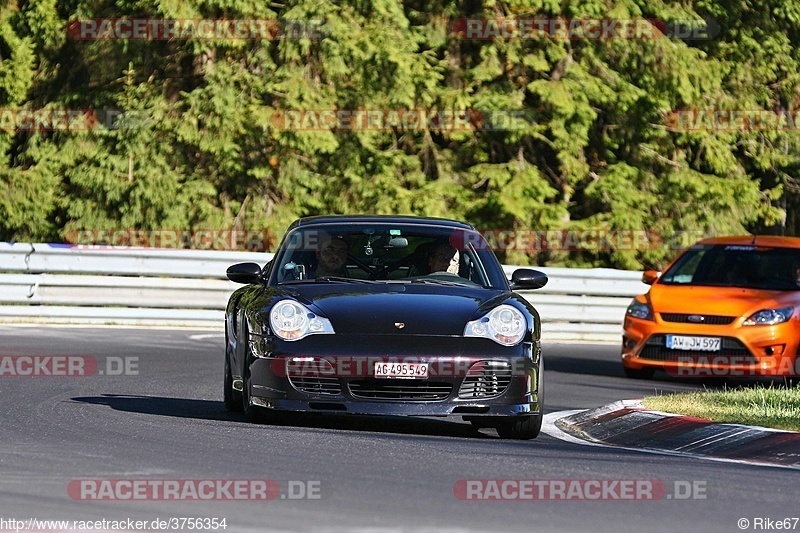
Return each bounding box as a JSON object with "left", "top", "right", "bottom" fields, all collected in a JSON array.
[{"left": 428, "top": 243, "right": 460, "bottom": 275}]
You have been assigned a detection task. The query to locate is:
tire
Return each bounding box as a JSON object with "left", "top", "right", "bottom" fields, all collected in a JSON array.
[
  {"left": 495, "top": 357, "right": 544, "bottom": 440},
  {"left": 623, "top": 366, "right": 656, "bottom": 380},
  {"left": 242, "top": 366, "right": 283, "bottom": 425},
  {"left": 496, "top": 414, "right": 542, "bottom": 440},
  {"left": 223, "top": 342, "right": 242, "bottom": 412},
  {"left": 241, "top": 358, "right": 264, "bottom": 422}
]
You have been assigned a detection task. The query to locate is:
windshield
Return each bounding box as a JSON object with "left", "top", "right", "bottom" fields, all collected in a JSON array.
[
  {"left": 659, "top": 244, "right": 800, "bottom": 291},
  {"left": 268, "top": 223, "right": 509, "bottom": 289}
]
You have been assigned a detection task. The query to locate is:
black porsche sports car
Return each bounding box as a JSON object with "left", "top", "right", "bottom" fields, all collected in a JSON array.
[{"left": 223, "top": 215, "right": 548, "bottom": 439}]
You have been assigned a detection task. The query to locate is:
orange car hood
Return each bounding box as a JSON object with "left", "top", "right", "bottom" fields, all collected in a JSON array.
[{"left": 647, "top": 284, "right": 798, "bottom": 318}]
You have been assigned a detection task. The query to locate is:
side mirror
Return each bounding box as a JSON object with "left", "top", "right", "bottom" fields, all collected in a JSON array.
[
  {"left": 642, "top": 270, "right": 660, "bottom": 285},
  {"left": 226, "top": 262, "right": 263, "bottom": 284},
  {"left": 510, "top": 269, "right": 548, "bottom": 290}
]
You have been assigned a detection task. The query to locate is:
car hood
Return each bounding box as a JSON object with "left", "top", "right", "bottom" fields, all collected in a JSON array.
[
  {"left": 648, "top": 284, "right": 798, "bottom": 318},
  {"left": 279, "top": 283, "right": 509, "bottom": 335}
]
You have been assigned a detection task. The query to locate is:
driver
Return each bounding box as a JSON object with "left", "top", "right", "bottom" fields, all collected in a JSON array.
[
  {"left": 312, "top": 234, "right": 349, "bottom": 277},
  {"left": 428, "top": 243, "right": 460, "bottom": 275}
]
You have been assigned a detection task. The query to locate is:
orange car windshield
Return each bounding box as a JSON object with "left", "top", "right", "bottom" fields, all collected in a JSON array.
[{"left": 660, "top": 245, "right": 800, "bottom": 291}]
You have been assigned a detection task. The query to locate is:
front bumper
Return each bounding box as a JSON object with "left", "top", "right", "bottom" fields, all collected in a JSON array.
[
  {"left": 621, "top": 316, "right": 800, "bottom": 377},
  {"left": 247, "top": 335, "right": 541, "bottom": 418}
]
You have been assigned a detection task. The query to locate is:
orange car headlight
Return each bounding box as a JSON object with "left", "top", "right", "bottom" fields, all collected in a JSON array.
[
  {"left": 626, "top": 299, "right": 653, "bottom": 321},
  {"left": 743, "top": 306, "right": 793, "bottom": 326}
]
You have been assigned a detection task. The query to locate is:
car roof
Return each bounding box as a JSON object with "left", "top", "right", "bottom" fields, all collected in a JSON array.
[
  {"left": 288, "top": 215, "right": 476, "bottom": 230},
  {"left": 697, "top": 235, "right": 800, "bottom": 249}
]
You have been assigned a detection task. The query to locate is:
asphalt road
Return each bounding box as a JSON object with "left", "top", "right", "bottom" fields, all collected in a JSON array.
[{"left": 0, "top": 326, "right": 797, "bottom": 533}]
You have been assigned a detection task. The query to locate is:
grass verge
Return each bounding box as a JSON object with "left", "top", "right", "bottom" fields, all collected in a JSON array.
[{"left": 643, "top": 384, "right": 800, "bottom": 432}]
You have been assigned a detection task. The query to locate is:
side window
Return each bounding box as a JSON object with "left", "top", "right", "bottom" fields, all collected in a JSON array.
[{"left": 461, "top": 248, "right": 489, "bottom": 286}]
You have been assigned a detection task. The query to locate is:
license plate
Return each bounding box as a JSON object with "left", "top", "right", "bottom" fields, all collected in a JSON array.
[
  {"left": 373, "top": 362, "right": 429, "bottom": 379},
  {"left": 666, "top": 335, "right": 721, "bottom": 351}
]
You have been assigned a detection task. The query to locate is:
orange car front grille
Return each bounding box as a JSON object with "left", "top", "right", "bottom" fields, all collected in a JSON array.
[{"left": 659, "top": 313, "right": 736, "bottom": 325}]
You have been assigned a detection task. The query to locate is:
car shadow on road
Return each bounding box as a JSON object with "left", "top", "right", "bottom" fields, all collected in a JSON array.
[{"left": 70, "top": 394, "right": 498, "bottom": 440}]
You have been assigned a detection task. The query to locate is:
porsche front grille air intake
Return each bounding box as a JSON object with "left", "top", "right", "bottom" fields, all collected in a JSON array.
[{"left": 458, "top": 360, "right": 512, "bottom": 399}]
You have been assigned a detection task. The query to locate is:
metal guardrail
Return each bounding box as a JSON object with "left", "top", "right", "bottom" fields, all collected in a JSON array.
[{"left": 0, "top": 244, "right": 647, "bottom": 341}]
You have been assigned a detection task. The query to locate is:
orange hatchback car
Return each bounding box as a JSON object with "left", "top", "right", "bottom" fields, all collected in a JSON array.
[{"left": 621, "top": 236, "right": 800, "bottom": 379}]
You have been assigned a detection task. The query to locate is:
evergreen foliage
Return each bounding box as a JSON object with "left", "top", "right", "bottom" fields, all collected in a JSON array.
[{"left": 0, "top": 0, "right": 795, "bottom": 268}]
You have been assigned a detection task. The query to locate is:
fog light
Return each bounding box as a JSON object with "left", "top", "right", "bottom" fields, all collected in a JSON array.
[
  {"left": 764, "top": 345, "right": 785, "bottom": 356},
  {"left": 623, "top": 337, "right": 636, "bottom": 350}
]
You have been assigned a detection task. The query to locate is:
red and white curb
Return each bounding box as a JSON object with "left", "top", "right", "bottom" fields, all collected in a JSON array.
[{"left": 542, "top": 400, "right": 800, "bottom": 470}]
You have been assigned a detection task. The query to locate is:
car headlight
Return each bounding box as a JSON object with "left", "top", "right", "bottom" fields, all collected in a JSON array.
[
  {"left": 464, "top": 304, "right": 527, "bottom": 346},
  {"left": 626, "top": 299, "right": 653, "bottom": 321},
  {"left": 743, "top": 306, "right": 793, "bottom": 326},
  {"left": 269, "top": 300, "right": 334, "bottom": 341}
]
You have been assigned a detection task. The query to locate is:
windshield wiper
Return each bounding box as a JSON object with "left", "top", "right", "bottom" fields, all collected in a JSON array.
[
  {"left": 410, "top": 278, "right": 475, "bottom": 287},
  {"left": 280, "top": 276, "right": 378, "bottom": 284},
  {"left": 315, "top": 276, "right": 379, "bottom": 284}
]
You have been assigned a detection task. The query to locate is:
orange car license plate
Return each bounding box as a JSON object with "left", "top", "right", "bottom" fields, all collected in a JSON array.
[
  {"left": 666, "top": 335, "right": 720, "bottom": 351},
  {"left": 374, "top": 362, "right": 429, "bottom": 378}
]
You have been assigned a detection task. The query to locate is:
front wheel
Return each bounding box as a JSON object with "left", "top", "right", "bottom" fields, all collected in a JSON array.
[
  {"left": 224, "top": 343, "right": 243, "bottom": 412},
  {"left": 496, "top": 415, "right": 542, "bottom": 440},
  {"left": 496, "top": 359, "right": 544, "bottom": 440},
  {"left": 241, "top": 361, "right": 263, "bottom": 422}
]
